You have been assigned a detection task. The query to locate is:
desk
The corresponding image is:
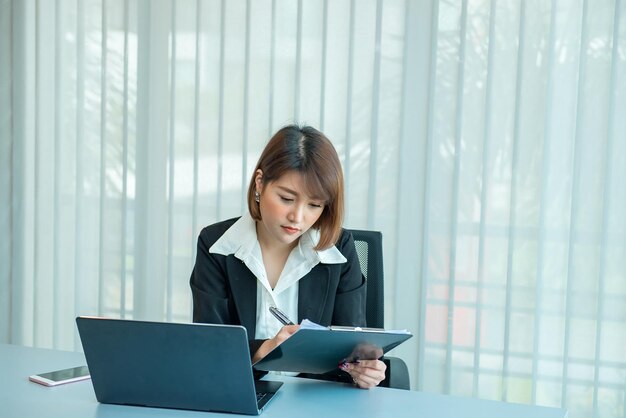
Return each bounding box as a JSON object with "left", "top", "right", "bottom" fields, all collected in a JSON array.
[{"left": 1, "top": 343, "right": 567, "bottom": 418}]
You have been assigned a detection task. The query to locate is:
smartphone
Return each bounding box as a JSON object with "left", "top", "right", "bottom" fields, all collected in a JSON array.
[{"left": 29, "top": 365, "right": 90, "bottom": 387}]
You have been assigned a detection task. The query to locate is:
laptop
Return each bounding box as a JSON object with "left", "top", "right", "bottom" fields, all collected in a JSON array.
[{"left": 76, "top": 316, "right": 282, "bottom": 415}]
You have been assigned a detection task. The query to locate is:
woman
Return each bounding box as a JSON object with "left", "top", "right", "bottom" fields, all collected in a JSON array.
[{"left": 190, "top": 125, "right": 386, "bottom": 388}]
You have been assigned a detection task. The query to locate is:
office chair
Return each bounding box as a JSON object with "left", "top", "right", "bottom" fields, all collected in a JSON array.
[{"left": 348, "top": 229, "right": 411, "bottom": 390}]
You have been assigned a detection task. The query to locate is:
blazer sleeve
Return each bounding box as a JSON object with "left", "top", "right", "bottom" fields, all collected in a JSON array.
[
  {"left": 189, "top": 221, "right": 267, "bottom": 360},
  {"left": 331, "top": 229, "right": 367, "bottom": 327},
  {"left": 190, "top": 224, "right": 235, "bottom": 325}
]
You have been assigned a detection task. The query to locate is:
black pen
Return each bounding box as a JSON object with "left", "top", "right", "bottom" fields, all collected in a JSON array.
[{"left": 269, "top": 306, "right": 295, "bottom": 326}]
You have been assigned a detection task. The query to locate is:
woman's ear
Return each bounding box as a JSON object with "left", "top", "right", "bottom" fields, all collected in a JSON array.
[{"left": 254, "top": 169, "right": 264, "bottom": 193}]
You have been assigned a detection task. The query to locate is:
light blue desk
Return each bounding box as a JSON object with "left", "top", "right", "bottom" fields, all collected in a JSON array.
[{"left": 1, "top": 343, "right": 567, "bottom": 418}]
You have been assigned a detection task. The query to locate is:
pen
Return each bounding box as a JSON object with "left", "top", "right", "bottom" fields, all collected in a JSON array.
[
  {"left": 338, "top": 357, "right": 360, "bottom": 371},
  {"left": 269, "top": 306, "right": 295, "bottom": 326}
]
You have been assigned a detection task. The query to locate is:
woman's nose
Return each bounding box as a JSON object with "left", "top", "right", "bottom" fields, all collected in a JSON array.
[{"left": 288, "top": 204, "right": 304, "bottom": 223}]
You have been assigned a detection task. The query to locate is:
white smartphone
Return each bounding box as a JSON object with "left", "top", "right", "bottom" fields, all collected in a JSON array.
[{"left": 29, "top": 365, "right": 90, "bottom": 387}]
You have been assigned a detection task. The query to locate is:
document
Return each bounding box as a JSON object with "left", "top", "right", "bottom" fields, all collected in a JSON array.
[{"left": 253, "top": 320, "right": 412, "bottom": 374}]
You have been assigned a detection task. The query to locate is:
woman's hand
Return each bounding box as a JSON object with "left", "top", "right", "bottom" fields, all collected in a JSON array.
[
  {"left": 252, "top": 325, "right": 300, "bottom": 363},
  {"left": 339, "top": 359, "right": 387, "bottom": 389}
]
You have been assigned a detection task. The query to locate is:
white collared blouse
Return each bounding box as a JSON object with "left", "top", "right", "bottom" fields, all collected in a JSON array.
[{"left": 209, "top": 212, "right": 347, "bottom": 341}]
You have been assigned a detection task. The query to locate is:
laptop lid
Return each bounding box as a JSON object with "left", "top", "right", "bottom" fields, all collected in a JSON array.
[{"left": 76, "top": 316, "right": 282, "bottom": 415}]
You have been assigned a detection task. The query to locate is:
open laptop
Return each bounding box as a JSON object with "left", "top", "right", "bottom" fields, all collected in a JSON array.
[{"left": 76, "top": 316, "right": 282, "bottom": 415}]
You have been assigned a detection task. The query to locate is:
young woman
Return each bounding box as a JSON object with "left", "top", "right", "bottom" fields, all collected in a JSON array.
[{"left": 190, "top": 125, "right": 386, "bottom": 388}]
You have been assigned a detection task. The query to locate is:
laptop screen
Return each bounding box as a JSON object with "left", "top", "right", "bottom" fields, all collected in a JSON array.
[{"left": 76, "top": 317, "right": 282, "bottom": 415}]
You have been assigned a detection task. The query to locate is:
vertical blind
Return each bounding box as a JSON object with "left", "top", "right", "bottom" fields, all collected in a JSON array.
[{"left": 1, "top": 1, "right": 624, "bottom": 417}]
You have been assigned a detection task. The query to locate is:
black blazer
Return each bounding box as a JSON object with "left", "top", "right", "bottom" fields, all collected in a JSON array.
[{"left": 190, "top": 217, "right": 366, "bottom": 356}]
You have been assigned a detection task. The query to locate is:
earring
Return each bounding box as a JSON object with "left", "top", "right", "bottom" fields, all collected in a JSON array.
[{"left": 254, "top": 191, "right": 260, "bottom": 203}]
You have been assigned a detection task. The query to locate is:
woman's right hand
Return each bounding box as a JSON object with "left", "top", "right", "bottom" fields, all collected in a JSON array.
[{"left": 252, "top": 325, "right": 300, "bottom": 363}]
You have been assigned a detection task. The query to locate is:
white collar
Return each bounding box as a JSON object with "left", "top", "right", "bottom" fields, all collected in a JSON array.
[{"left": 209, "top": 212, "right": 346, "bottom": 265}]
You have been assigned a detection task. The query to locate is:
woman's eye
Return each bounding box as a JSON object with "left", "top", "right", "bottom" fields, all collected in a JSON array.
[
  {"left": 309, "top": 203, "right": 323, "bottom": 209},
  {"left": 280, "top": 196, "right": 294, "bottom": 202}
]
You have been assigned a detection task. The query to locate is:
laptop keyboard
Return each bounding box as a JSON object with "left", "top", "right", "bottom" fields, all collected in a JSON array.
[{"left": 256, "top": 392, "right": 268, "bottom": 404}]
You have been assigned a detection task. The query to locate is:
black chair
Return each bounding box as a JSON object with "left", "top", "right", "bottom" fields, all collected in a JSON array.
[{"left": 348, "top": 229, "right": 411, "bottom": 390}]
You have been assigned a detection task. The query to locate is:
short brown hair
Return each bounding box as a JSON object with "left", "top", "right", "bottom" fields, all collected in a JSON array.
[{"left": 247, "top": 125, "right": 344, "bottom": 250}]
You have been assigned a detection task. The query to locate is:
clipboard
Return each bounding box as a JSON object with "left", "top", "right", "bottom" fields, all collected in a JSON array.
[{"left": 253, "top": 321, "right": 412, "bottom": 374}]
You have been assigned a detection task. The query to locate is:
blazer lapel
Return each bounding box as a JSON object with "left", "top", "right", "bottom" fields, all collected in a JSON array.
[
  {"left": 226, "top": 257, "right": 258, "bottom": 337},
  {"left": 298, "top": 265, "right": 331, "bottom": 323},
  {"left": 226, "top": 257, "right": 333, "bottom": 331}
]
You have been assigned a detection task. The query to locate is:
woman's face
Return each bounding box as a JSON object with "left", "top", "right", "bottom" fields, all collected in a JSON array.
[{"left": 255, "top": 170, "right": 326, "bottom": 249}]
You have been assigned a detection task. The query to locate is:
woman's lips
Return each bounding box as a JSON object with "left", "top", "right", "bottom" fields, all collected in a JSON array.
[{"left": 282, "top": 226, "right": 300, "bottom": 234}]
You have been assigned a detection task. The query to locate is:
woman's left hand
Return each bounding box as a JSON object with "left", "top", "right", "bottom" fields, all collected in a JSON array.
[{"left": 339, "top": 359, "right": 387, "bottom": 389}]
